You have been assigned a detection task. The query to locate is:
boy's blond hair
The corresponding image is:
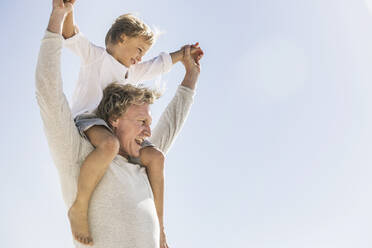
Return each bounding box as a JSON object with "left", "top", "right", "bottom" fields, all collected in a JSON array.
[
  {"left": 96, "top": 83, "right": 158, "bottom": 127},
  {"left": 105, "top": 14, "right": 155, "bottom": 46}
]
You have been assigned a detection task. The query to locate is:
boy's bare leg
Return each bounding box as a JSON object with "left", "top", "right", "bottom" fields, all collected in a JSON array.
[
  {"left": 68, "top": 126, "right": 119, "bottom": 245},
  {"left": 140, "top": 147, "right": 169, "bottom": 248}
]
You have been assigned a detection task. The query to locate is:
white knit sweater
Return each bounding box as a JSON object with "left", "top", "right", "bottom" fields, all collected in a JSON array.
[{"left": 35, "top": 31, "right": 195, "bottom": 248}]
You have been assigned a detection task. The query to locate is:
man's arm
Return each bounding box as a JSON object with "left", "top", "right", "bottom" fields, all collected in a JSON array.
[
  {"left": 36, "top": 0, "right": 82, "bottom": 172},
  {"left": 149, "top": 45, "right": 202, "bottom": 154}
]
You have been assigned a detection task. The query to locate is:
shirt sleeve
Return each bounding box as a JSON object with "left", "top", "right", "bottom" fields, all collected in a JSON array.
[
  {"left": 130, "top": 52, "right": 173, "bottom": 83},
  {"left": 64, "top": 32, "right": 104, "bottom": 65},
  {"left": 149, "top": 85, "right": 195, "bottom": 155},
  {"left": 35, "top": 31, "right": 82, "bottom": 174}
]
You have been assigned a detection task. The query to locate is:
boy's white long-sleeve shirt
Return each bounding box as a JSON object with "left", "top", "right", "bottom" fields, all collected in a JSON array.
[{"left": 64, "top": 32, "right": 173, "bottom": 117}]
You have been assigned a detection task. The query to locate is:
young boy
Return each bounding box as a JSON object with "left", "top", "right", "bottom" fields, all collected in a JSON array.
[{"left": 61, "top": 1, "right": 203, "bottom": 247}]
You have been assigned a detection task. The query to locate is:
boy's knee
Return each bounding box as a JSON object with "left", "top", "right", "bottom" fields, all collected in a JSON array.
[
  {"left": 98, "top": 135, "right": 120, "bottom": 155},
  {"left": 140, "top": 147, "right": 165, "bottom": 167},
  {"left": 151, "top": 148, "right": 165, "bottom": 164}
]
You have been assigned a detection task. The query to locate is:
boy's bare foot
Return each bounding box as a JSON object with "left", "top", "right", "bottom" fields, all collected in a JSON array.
[
  {"left": 68, "top": 203, "right": 93, "bottom": 245},
  {"left": 160, "top": 230, "right": 169, "bottom": 248}
]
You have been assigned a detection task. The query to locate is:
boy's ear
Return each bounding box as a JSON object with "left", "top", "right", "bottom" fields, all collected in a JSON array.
[{"left": 119, "top": 34, "right": 128, "bottom": 43}]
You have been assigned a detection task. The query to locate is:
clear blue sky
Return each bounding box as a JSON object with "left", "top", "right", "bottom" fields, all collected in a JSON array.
[{"left": 2, "top": 0, "right": 372, "bottom": 247}]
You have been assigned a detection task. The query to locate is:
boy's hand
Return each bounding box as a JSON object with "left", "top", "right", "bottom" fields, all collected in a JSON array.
[{"left": 170, "top": 42, "right": 204, "bottom": 64}]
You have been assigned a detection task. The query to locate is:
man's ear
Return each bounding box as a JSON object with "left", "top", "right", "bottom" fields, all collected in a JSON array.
[{"left": 110, "top": 118, "right": 119, "bottom": 128}]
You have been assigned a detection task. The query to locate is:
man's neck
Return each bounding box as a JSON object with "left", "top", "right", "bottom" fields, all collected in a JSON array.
[{"left": 118, "top": 148, "right": 130, "bottom": 160}]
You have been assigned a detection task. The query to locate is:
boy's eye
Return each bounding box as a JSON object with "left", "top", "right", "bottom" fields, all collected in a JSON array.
[{"left": 138, "top": 48, "right": 142, "bottom": 53}]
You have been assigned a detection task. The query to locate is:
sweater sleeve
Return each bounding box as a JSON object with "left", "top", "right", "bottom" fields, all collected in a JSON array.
[
  {"left": 35, "top": 31, "right": 82, "bottom": 174},
  {"left": 130, "top": 52, "right": 173, "bottom": 83},
  {"left": 64, "top": 32, "right": 104, "bottom": 65},
  {"left": 149, "top": 85, "right": 195, "bottom": 155}
]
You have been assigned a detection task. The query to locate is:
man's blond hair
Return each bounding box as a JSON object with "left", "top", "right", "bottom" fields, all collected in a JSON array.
[
  {"left": 96, "top": 83, "right": 158, "bottom": 127},
  {"left": 105, "top": 14, "right": 155, "bottom": 46}
]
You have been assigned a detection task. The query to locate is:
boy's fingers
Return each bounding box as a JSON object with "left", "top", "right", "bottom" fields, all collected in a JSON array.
[{"left": 191, "top": 42, "right": 199, "bottom": 48}]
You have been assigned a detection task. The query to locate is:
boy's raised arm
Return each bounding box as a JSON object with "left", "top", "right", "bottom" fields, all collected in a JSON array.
[
  {"left": 132, "top": 44, "right": 203, "bottom": 84},
  {"left": 61, "top": 0, "right": 104, "bottom": 65},
  {"left": 62, "top": 0, "right": 77, "bottom": 39}
]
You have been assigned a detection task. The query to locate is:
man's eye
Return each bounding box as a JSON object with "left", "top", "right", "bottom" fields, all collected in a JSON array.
[{"left": 138, "top": 48, "right": 142, "bottom": 53}]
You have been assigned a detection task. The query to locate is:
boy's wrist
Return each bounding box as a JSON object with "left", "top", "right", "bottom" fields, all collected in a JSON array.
[{"left": 170, "top": 49, "right": 183, "bottom": 64}]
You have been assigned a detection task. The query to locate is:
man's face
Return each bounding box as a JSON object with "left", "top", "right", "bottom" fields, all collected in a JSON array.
[
  {"left": 111, "top": 103, "right": 152, "bottom": 158},
  {"left": 116, "top": 35, "right": 151, "bottom": 67}
]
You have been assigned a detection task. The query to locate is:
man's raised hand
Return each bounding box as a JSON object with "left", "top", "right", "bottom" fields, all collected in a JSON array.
[
  {"left": 47, "top": 0, "right": 75, "bottom": 34},
  {"left": 182, "top": 44, "right": 203, "bottom": 74},
  {"left": 52, "top": 0, "right": 74, "bottom": 16},
  {"left": 180, "top": 45, "right": 204, "bottom": 90}
]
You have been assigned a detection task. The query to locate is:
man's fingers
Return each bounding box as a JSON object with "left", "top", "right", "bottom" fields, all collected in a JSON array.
[
  {"left": 184, "top": 45, "right": 191, "bottom": 56},
  {"left": 191, "top": 47, "right": 204, "bottom": 57},
  {"left": 54, "top": 0, "right": 62, "bottom": 7},
  {"left": 59, "top": 0, "right": 65, "bottom": 7}
]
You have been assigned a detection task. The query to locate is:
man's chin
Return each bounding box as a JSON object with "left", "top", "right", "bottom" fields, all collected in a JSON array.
[{"left": 128, "top": 150, "right": 140, "bottom": 158}]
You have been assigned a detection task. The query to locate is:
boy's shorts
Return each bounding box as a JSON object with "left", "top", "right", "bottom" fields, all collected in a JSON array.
[{"left": 74, "top": 113, "right": 154, "bottom": 164}]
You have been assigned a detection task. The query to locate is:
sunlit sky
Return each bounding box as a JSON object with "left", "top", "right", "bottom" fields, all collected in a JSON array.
[{"left": 2, "top": 0, "right": 372, "bottom": 247}]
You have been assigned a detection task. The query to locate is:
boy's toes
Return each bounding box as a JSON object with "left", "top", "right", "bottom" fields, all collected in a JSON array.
[
  {"left": 77, "top": 234, "right": 93, "bottom": 245},
  {"left": 75, "top": 233, "right": 87, "bottom": 245},
  {"left": 77, "top": 234, "right": 84, "bottom": 243},
  {"left": 87, "top": 236, "right": 94, "bottom": 245}
]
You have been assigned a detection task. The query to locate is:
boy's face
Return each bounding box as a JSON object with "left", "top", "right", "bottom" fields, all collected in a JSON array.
[{"left": 115, "top": 35, "right": 152, "bottom": 67}]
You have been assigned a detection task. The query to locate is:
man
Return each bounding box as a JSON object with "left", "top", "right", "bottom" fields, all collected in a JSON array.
[{"left": 35, "top": 1, "right": 201, "bottom": 247}]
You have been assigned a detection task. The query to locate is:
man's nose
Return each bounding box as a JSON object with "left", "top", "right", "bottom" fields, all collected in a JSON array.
[
  {"left": 143, "top": 125, "right": 151, "bottom": 137},
  {"left": 136, "top": 56, "right": 142, "bottom": 63}
]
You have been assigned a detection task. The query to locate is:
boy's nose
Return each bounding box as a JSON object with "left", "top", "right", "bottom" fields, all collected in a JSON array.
[{"left": 136, "top": 56, "right": 142, "bottom": 63}]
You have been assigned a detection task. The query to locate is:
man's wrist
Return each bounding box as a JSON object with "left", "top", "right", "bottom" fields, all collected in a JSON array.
[
  {"left": 47, "top": 12, "right": 66, "bottom": 34},
  {"left": 181, "top": 72, "right": 199, "bottom": 90},
  {"left": 185, "top": 69, "right": 199, "bottom": 78},
  {"left": 51, "top": 9, "right": 68, "bottom": 19}
]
